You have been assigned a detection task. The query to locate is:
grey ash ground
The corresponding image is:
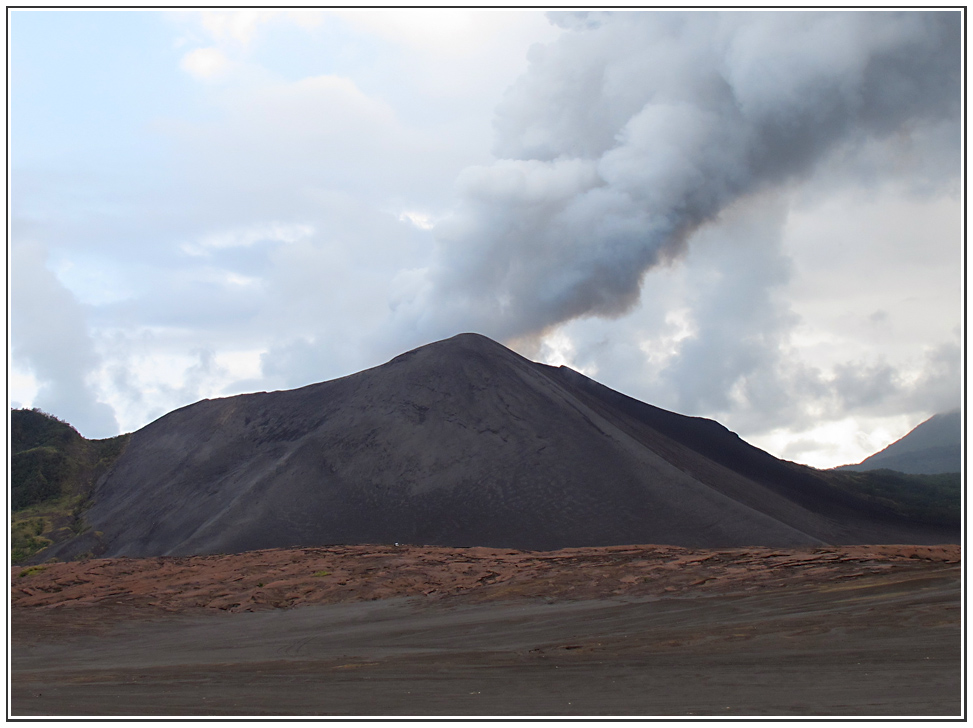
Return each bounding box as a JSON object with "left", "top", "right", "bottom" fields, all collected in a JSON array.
[{"left": 11, "top": 543, "right": 961, "bottom": 717}]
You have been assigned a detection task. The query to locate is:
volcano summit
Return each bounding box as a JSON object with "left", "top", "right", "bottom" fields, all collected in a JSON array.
[{"left": 51, "top": 334, "right": 956, "bottom": 559}]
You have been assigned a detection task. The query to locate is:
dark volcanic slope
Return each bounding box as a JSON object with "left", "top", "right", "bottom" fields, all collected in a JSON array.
[
  {"left": 838, "top": 410, "right": 961, "bottom": 474},
  {"left": 56, "top": 334, "right": 955, "bottom": 558}
]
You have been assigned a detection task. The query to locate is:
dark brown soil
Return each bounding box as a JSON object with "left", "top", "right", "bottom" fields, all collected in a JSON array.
[{"left": 10, "top": 543, "right": 961, "bottom": 717}]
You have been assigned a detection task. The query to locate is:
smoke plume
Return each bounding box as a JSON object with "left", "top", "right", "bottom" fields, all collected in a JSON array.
[{"left": 401, "top": 11, "right": 960, "bottom": 343}]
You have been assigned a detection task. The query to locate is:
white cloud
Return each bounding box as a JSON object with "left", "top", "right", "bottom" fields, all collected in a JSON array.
[
  {"left": 223, "top": 272, "right": 260, "bottom": 288},
  {"left": 52, "top": 256, "right": 134, "bottom": 306},
  {"left": 332, "top": 10, "right": 549, "bottom": 59},
  {"left": 638, "top": 309, "right": 696, "bottom": 371},
  {"left": 751, "top": 414, "right": 922, "bottom": 470},
  {"left": 179, "top": 46, "right": 232, "bottom": 80},
  {"left": 198, "top": 10, "right": 274, "bottom": 46},
  {"left": 783, "top": 185, "right": 961, "bottom": 370},
  {"left": 10, "top": 242, "right": 118, "bottom": 438},
  {"left": 174, "top": 11, "right": 324, "bottom": 82},
  {"left": 9, "top": 367, "right": 41, "bottom": 411},
  {"left": 538, "top": 329, "right": 598, "bottom": 377},
  {"left": 398, "top": 211, "right": 436, "bottom": 231},
  {"left": 181, "top": 222, "right": 315, "bottom": 256},
  {"left": 186, "top": 10, "right": 324, "bottom": 46},
  {"left": 163, "top": 73, "right": 422, "bottom": 205}
]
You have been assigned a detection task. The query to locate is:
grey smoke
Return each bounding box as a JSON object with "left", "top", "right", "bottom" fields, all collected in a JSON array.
[
  {"left": 402, "top": 11, "right": 960, "bottom": 343},
  {"left": 657, "top": 195, "right": 799, "bottom": 418}
]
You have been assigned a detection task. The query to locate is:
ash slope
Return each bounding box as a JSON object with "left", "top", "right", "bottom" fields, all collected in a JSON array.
[
  {"left": 65, "top": 334, "right": 955, "bottom": 558},
  {"left": 838, "top": 410, "right": 961, "bottom": 474}
]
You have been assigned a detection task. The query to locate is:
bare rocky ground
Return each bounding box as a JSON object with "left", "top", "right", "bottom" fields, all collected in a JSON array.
[{"left": 10, "top": 543, "right": 962, "bottom": 717}]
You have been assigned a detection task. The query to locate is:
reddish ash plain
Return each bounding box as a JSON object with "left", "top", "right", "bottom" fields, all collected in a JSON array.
[{"left": 12, "top": 543, "right": 959, "bottom": 620}]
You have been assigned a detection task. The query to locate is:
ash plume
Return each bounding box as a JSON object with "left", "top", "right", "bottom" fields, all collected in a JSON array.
[{"left": 397, "top": 11, "right": 960, "bottom": 344}]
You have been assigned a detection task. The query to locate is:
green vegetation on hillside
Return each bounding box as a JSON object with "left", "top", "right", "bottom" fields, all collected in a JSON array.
[
  {"left": 10, "top": 408, "right": 130, "bottom": 563},
  {"left": 12, "top": 446, "right": 69, "bottom": 510},
  {"left": 827, "top": 469, "right": 961, "bottom": 527}
]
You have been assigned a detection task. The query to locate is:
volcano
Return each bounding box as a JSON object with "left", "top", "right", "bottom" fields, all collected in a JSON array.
[
  {"left": 838, "top": 410, "right": 961, "bottom": 475},
  {"left": 53, "top": 334, "right": 956, "bottom": 559}
]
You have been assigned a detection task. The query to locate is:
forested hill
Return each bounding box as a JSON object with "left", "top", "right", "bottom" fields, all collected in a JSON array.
[{"left": 10, "top": 408, "right": 129, "bottom": 562}]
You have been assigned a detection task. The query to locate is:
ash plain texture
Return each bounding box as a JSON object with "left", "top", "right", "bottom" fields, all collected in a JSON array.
[{"left": 11, "top": 543, "right": 961, "bottom": 717}]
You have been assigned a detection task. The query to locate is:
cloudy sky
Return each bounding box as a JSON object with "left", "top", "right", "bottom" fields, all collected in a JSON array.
[{"left": 9, "top": 9, "right": 962, "bottom": 468}]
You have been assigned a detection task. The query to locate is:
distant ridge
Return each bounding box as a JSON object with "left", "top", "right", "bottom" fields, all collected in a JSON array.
[
  {"left": 838, "top": 411, "right": 961, "bottom": 475},
  {"left": 42, "top": 334, "right": 957, "bottom": 560}
]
